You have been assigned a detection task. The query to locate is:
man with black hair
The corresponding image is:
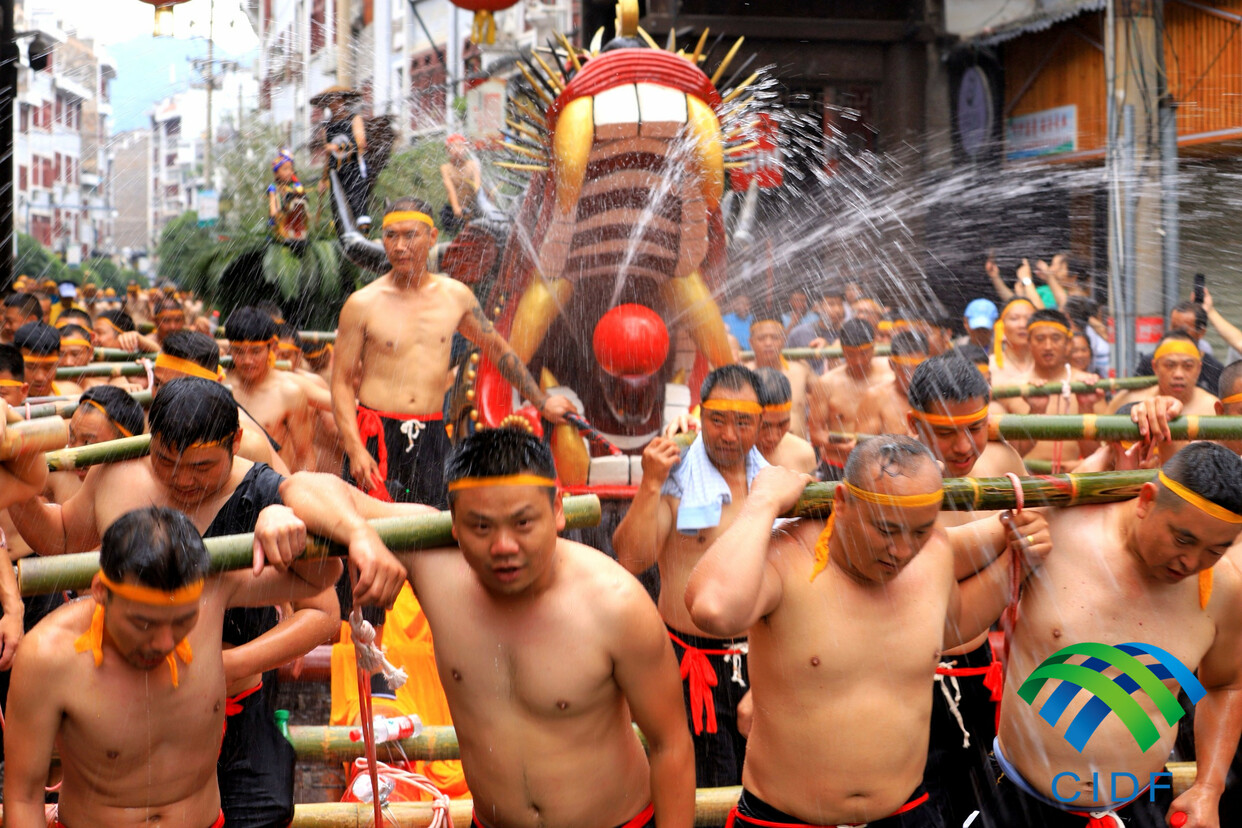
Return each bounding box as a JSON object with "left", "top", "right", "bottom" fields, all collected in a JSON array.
[
  {"left": 978, "top": 441, "right": 1242, "bottom": 828},
  {"left": 787, "top": 286, "right": 846, "bottom": 351},
  {"left": 809, "top": 318, "right": 894, "bottom": 481},
  {"left": 225, "top": 307, "right": 314, "bottom": 472},
  {"left": 53, "top": 307, "right": 93, "bottom": 333},
  {"left": 687, "top": 436, "right": 1049, "bottom": 828},
  {"left": 391, "top": 427, "right": 694, "bottom": 828},
  {"left": 2, "top": 292, "right": 42, "bottom": 344},
  {"left": 613, "top": 365, "right": 767, "bottom": 789},
  {"left": 151, "top": 297, "right": 187, "bottom": 344},
  {"left": 3, "top": 505, "right": 344, "bottom": 828},
  {"left": 58, "top": 323, "right": 95, "bottom": 368},
  {"left": 154, "top": 330, "right": 290, "bottom": 475},
  {"left": 995, "top": 308, "right": 1105, "bottom": 471},
  {"left": 1133, "top": 302, "right": 1223, "bottom": 394},
  {"left": 0, "top": 343, "right": 27, "bottom": 407},
  {"left": 746, "top": 318, "right": 811, "bottom": 438},
  {"left": 855, "top": 330, "right": 930, "bottom": 436},
  {"left": 904, "top": 355, "right": 1026, "bottom": 826},
  {"left": 948, "top": 344, "right": 993, "bottom": 384},
  {"left": 15, "top": 321, "right": 81, "bottom": 397},
  {"left": 333, "top": 198, "right": 575, "bottom": 506},
  {"left": 753, "top": 367, "right": 816, "bottom": 474},
  {"left": 93, "top": 308, "right": 140, "bottom": 351},
  {"left": 8, "top": 377, "right": 408, "bottom": 828},
  {"left": 1217, "top": 361, "right": 1242, "bottom": 453}
]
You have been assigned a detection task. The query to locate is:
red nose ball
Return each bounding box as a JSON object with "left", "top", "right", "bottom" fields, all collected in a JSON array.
[{"left": 592, "top": 304, "right": 670, "bottom": 378}]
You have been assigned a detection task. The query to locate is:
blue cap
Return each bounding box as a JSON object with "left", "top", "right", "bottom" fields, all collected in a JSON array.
[{"left": 964, "top": 298, "right": 999, "bottom": 330}]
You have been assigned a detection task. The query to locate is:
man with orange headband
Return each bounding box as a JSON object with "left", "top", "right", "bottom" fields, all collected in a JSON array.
[
  {"left": 808, "top": 319, "right": 894, "bottom": 482},
  {"left": 996, "top": 309, "right": 1105, "bottom": 472},
  {"left": 755, "top": 368, "right": 816, "bottom": 474},
  {"left": 333, "top": 196, "right": 575, "bottom": 507},
  {"left": 15, "top": 321, "right": 81, "bottom": 397},
  {"left": 151, "top": 296, "right": 187, "bottom": 345},
  {"left": 1, "top": 293, "right": 42, "bottom": 345},
  {"left": 396, "top": 427, "right": 693, "bottom": 828},
  {"left": 3, "top": 505, "right": 344, "bottom": 828},
  {"left": 854, "top": 329, "right": 930, "bottom": 437},
  {"left": 1109, "top": 331, "right": 1219, "bottom": 460},
  {"left": 977, "top": 440, "right": 1242, "bottom": 828},
  {"left": 746, "top": 317, "right": 811, "bottom": 438},
  {"left": 614, "top": 365, "right": 767, "bottom": 789},
  {"left": 990, "top": 297, "right": 1037, "bottom": 386},
  {"left": 225, "top": 308, "right": 314, "bottom": 472},
  {"left": 905, "top": 354, "right": 1027, "bottom": 827},
  {"left": 687, "top": 435, "right": 1049, "bottom": 828}
]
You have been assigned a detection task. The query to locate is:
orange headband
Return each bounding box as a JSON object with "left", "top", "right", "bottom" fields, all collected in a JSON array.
[
  {"left": 842, "top": 344, "right": 874, "bottom": 353},
  {"left": 99, "top": 571, "right": 204, "bottom": 605},
  {"left": 0, "top": 379, "right": 23, "bottom": 387},
  {"left": 302, "top": 343, "right": 333, "bottom": 360},
  {"left": 764, "top": 402, "right": 793, "bottom": 413},
  {"left": 61, "top": 337, "right": 93, "bottom": 349},
  {"left": 154, "top": 352, "right": 223, "bottom": 382},
  {"left": 810, "top": 482, "right": 945, "bottom": 582},
  {"left": 82, "top": 399, "right": 134, "bottom": 438},
  {"left": 909, "top": 406, "right": 989, "bottom": 428},
  {"left": 97, "top": 318, "right": 126, "bottom": 335},
  {"left": 1159, "top": 471, "right": 1242, "bottom": 524},
  {"left": 1152, "top": 340, "right": 1200, "bottom": 364},
  {"left": 156, "top": 310, "right": 185, "bottom": 320},
  {"left": 447, "top": 474, "right": 557, "bottom": 492},
  {"left": 1221, "top": 392, "right": 1242, "bottom": 405},
  {"left": 701, "top": 399, "right": 763, "bottom": 415},
  {"left": 1026, "top": 320, "right": 1070, "bottom": 338},
  {"left": 21, "top": 351, "right": 59, "bottom": 364},
  {"left": 891, "top": 355, "right": 925, "bottom": 367},
  {"left": 383, "top": 211, "right": 435, "bottom": 229}
]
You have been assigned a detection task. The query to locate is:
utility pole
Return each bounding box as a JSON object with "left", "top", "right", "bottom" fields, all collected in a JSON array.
[
  {"left": 204, "top": 0, "right": 214, "bottom": 184},
  {"left": 1, "top": 0, "right": 18, "bottom": 288}
]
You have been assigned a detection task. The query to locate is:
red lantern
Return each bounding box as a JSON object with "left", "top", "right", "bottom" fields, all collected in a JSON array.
[
  {"left": 593, "top": 304, "right": 670, "bottom": 378},
  {"left": 449, "top": 1, "right": 521, "bottom": 45},
  {"left": 138, "top": 0, "right": 191, "bottom": 37}
]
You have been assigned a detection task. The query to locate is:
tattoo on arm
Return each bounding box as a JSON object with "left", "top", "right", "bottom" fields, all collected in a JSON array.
[
  {"left": 496, "top": 351, "right": 545, "bottom": 407},
  {"left": 469, "top": 302, "right": 496, "bottom": 336}
]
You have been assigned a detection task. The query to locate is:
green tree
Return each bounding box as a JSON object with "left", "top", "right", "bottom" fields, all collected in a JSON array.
[
  {"left": 14, "top": 233, "right": 66, "bottom": 284},
  {"left": 156, "top": 211, "right": 214, "bottom": 288}
]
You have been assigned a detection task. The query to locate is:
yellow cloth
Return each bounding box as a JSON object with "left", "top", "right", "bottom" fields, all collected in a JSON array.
[
  {"left": 74, "top": 603, "right": 194, "bottom": 687},
  {"left": 330, "top": 583, "right": 470, "bottom": 799}
]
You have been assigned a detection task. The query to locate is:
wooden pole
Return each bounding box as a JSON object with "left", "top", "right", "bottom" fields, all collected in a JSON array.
[
  {"left": 990, "top": 376, "right": 1158, "bottom": 399},
  {"left": 17, "top": 494, "right": 603, "bottom": 596},
  {"left": 739, "top": 345, "right": 891, "bottom": 361},
  {"left": 0, "top": 417, "right": 68, "bottom": 460}
]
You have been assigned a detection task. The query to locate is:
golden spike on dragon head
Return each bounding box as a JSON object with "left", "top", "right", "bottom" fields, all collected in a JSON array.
[{"left": 462, "top": 2, "right": 770, "bottom": 482}]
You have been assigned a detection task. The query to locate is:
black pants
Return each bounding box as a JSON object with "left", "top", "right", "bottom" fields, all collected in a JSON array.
[
  {"left": 924, "top": 642, "right": 998, "bottom": 826},
  {"left": 217, "top": 677, "right": 296, "bottom": 828},
  {"left": 667, "top": 626, "right": 749, "bottom": 788},
  {"left": 729, "top": 786, "right": 943, "bottom": 828}
]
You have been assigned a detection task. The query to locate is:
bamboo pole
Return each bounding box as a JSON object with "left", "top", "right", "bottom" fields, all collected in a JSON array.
[
  {"left": 287, "top": 724, "right": 460, "bottom": 763},
  {"left": 739, "top": 345, "right": 891, "bottom": 361},
  {"left": 57, "top": 359, "right": 292, "bottom": 378},
  {"left": 0, "top": 416, "right": 68, "bottom": 460},
  {"left": 92, "top": 348, "right": 158, "bottom": 362},
  {"left": 17, "top": 494, "right": 603, "bottom": 596},
  {"left": 988, "top": 415, "right": 1242, "bottom": 442},
  {"left": 298, "top": 331, "right": 336, "bottom": 344},
  {"left": 990, "top": 376, "right": 1158, "bottom": 399},
  {"left": 45, "top": 434, "right": 151, "bottom": 471},
  {"left": 6, "top": 391, "right": 154, "bottom": 423}
]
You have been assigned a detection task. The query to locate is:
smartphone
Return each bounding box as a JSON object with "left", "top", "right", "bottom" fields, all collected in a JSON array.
[{"left": 1194, "top": 273, "right": 1206, "bottom": 304}]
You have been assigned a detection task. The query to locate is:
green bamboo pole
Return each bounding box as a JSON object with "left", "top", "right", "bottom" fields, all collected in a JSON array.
[
  {"left": 56, "top": 359, "right": 292, "bottom": 378},
  {"left": 0, "top": 416, "right": 69, "bottom": 459},
  {"left": 7, "top": 390, "right": 154, "bottom": 422},
  {"left": 298, "top": 331, "right": 336, "bottom": 344},
  {"left": 17, "top": 494, "right": 603, "bottom": 596},
  {"left": 287, "top": 724, "right": 460, "bottom": 763},
  {"left": 92, "top": 348, "right": 158, "bottom": 362},
  {"left": 739, "top": 345, "right": 892, "bottom": 361},
  {"left": 988, "top": 414, "right": 1242, "bottom": 442},
  {"left": 990, "top": 376, "right": 1158, "bottom": 399},
  {"left": 286, "top": 788, "right": 741, "bottom": 828},
  {"left": 45, "top": 434, "right": 151, "bottom": 471}
]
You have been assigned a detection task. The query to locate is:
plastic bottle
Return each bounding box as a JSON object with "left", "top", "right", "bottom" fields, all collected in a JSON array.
[
  {"left": 274, "top": 709, "right": 291, "bottom": 742},
  {"left": 349, "top": 713, "right": 423, "bottom": 744}
]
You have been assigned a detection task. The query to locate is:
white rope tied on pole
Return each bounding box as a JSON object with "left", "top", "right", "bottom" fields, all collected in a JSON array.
[{"left": 349, "top": 608, "right": 408, "bottom": 692}]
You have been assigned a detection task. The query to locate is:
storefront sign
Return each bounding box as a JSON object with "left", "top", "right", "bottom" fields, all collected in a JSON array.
[{"left": 1006, "top": 105, "right": 1076, "bottom": 160}]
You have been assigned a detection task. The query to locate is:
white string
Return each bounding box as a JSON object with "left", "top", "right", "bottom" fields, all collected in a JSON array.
[{"left": 349, "top": 609, "right": 408, "bottom": 691}]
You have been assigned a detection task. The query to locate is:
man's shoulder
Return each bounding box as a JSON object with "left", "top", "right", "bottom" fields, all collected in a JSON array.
[
  {"left": 21, "top": 600, "right": 89, "bottom": 670},
  {"left": 557, "top": 539, "right": 651, "bottom": 608}
]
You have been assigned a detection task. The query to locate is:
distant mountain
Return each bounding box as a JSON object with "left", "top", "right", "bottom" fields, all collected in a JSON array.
[{"left": 108, "top": 36, "right": 253, "bottom": 132}]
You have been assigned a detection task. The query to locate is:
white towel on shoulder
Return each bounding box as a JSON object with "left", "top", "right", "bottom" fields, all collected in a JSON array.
[{"left": 661, "top": 437, "right": 769, "bottom": 534}]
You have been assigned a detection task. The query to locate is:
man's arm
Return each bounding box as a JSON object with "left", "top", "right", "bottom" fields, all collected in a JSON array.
[
  {"left": 612, "top": 438, "right": 678, "bottom": 575},
  {"left": 441, "top": 164, "right": 462, "bottom": 216},
  {"left": 455, "top": 291, "right": 576, "bottom": 423},
  {"left": 285, "top": 382, "right": 316, "bottom": 471},
  {"left": 985, "top": 256, "right": 1014, "bottom": 303},
  {"left": 330, "top": 294, "right": 381, "bottom": 490},
  {"left": 1204, "top": 289, "right": 1242, "bottom": 354},
  {"left": 0, "top": 409, "right": 50, "bottom": 511},
  {"left": 7, "top": 469, "right": 101, "bottom": 556},
  {"left": 0, "top": 542, "right": 22, "bottom": 669},
  {"left": 1169, "top": 558, "right": 1242, "bottom": 828},
  {"left": 610, "top": 588, "right": 694, "bottom": 828},
  {"left": 686, "top": 466, "right": 804, "bottom": 637},
  {"left": 3, "top": 627, "right": 64, "bottom": 828}
]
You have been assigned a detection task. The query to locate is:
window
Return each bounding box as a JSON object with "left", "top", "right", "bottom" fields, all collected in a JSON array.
[
  {"left": 19, "top": 166, "right": 26, "bottom": 191},
  {"left": 19, "top": 105, "right": 27, "bottom": 134}
]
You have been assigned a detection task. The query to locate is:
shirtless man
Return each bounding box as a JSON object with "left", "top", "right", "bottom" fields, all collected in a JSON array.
[
  {"left": 58, "top": 324, "right": 95, "bottom": 365},
  {"left": 95, "top": 309, "right": 157, "bottom": 354},
  {"left": 808, "top": 319, "right": 893, "bottom": 481},
  {"left": 1109, "top": 331, "right": 1219, "bottom": 459},
  {"left": 989, "top": 297, "right": 1036, "bottom": 386},
  {"left": 350, "top": 428, "right": 693, "bottom": 828},
  {"left": 685, "top": 436, "right": 1049, "bottom": 827},
  {"left": 4, "top": 505, "right": 343, "bottom": 828},
  {"left": 746, "top": 318, "right": 811, "bottom": 438},
  {"left": 16, "top": 321, "right": 81, "bottom": 397},
  {"left": 45, "top": 385, "right": 146, "bottom": 503},
  {"left": 612, "top": 365, "right": 766, "bottom": 788},
  {"left": 8, "top": 378, "right": 406, "bottom": 827},
  {"left": 333, "top": 197, "right": 574, "bottom": 507},
  {"left": 754, "top": 368, "right": 816, "bottom": 474},
  {"left": 153, "top": 330, "right": 290, "bottom": 475},
  {"left": 225, "top": 307, "right": 314, "bottom": 472},
  {"left": 904, "top": 354, "right": 1026, "bottom": 827},
  {"left": 981, "top": 441, "right": 1242, "bottom": 828},
  {"left": 854, "top": 330, "right": 929, "bottom": 437},
  {"left": 151, "top": 297, "right": 187, "bottom": 345},
  {"left": 275, "top": 324, "right": 339, "bottom": 474},
  {"left": 1, "top": 292, "right": 41, "bottom": 344},
  {"left": 996, "top": 309, "right": 1104, "bottom": 471},
  {"left": 300, "top": 337, "right": 334, "bottom": 386},
  {"left": 440, "top": 133, "right": 481, "bottom": 230}
]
